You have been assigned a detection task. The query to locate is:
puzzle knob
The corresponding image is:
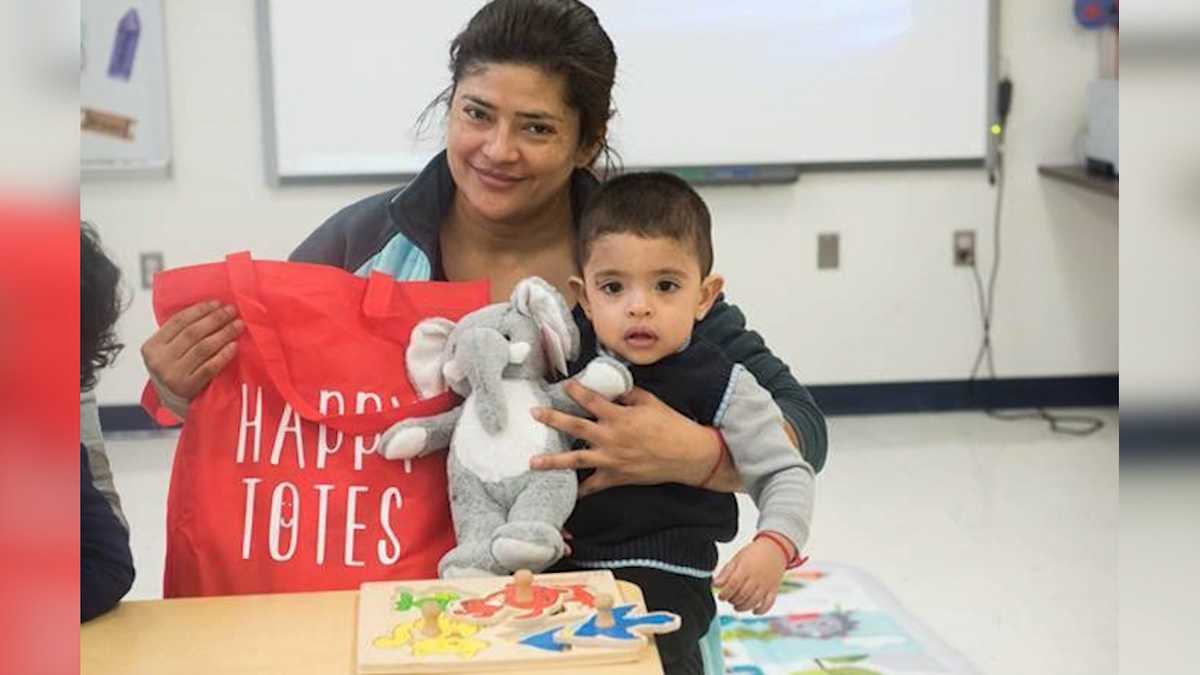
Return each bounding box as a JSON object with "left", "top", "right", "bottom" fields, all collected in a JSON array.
[
  {"left": 594, "top": 593, "right": 615, "bottom": 629},
  {"left": 420, "top": 600, "right": 442, "bottom": 637},
  {"left": 514, "top": 569, "right": 534, "bottom": 604}
]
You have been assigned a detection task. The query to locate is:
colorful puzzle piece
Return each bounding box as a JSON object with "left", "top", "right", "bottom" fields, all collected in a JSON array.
[
  {"left": 518, "top": 626, "right": 569, "bottom": 653},
  {"left": 561, "top": 583, "right": 597, "bottom": 608},
  {"left": 412, "top": 634, "right": 490, "bottom": 659},
  {"left": 556, "top": 604, "right": 681, "bottom": 650},
  {"left": 391, "top": 587, "right": 462, "bottom": 612},
  {"left": 452, "top": 580, "right": 569, "bottom": 623},
  {"left": 372, "top": 612, "right": 489, "bottom": 658}
]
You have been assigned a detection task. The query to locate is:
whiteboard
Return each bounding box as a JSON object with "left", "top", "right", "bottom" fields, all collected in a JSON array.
[
  {"left": 81, "top": 0, "right": 171, "bottom": 175},
  {"left": 259, "top": 1, "right": 991, "bottom": 182}
]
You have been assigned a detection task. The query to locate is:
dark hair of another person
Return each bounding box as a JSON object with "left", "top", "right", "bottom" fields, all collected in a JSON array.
[
  {"left": 81, "top": 222, "right": 125, "bottom": 391},
  {"left": 421, "top": 0, "right": 619, "bottom": 173},
  {"left": 576, "top": 171, "right": 714, "bottom": 277}
]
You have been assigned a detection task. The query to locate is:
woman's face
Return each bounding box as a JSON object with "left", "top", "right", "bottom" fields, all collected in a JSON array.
[{"left": 446, "top": 63, "right": 593, "bottom": 226}]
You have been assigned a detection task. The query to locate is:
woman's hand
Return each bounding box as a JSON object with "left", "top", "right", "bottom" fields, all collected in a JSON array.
[
  {"left": 140, "top": 300, "right": 243, "bottom": 406},
  {"left": 529, "top": 381, "right": 737, "bottom": 497}
]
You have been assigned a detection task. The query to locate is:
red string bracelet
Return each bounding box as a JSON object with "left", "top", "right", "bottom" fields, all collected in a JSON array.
[
  {"left": 699, "top": 428, "right": 730, "bottom": 489},
  {"left": 754, "top": 531, "right": 808, "bottom": 569}
]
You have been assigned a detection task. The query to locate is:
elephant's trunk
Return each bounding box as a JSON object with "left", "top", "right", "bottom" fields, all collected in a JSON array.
[{"left": 461, "top": 328, "right": 509, "bottom": 435}]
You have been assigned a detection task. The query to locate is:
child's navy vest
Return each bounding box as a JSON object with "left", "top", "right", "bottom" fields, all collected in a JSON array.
[{"left": 564, "top": 314, "right": 738, "bottom": 574}]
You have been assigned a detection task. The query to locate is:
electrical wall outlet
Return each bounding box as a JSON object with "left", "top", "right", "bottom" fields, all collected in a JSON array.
[
  {"left": 953, "top": 230, "right": 976, "bottom": 267},
  {"left": 140, "top": 251, "right": 164, "bottom": 289},
  {"left": 817, "top": 233, "right": 839, "bottom": 270}
]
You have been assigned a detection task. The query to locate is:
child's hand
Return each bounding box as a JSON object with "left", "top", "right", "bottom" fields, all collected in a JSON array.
[{"left": 714, "top": 538, "right": 788, "bottom": 614}]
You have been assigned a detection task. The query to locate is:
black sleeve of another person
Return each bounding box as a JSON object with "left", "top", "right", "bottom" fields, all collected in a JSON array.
[
  {"left": 81, "top": 444, "right": 134, "bottom": 621},
  {"left": 696, "top": 298, "right": 828, "bottom": 473}
]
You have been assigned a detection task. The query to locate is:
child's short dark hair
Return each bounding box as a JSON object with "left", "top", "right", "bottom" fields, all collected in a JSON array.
[{"left": 576, "top": 171, "right": 713, "bottom": 276}]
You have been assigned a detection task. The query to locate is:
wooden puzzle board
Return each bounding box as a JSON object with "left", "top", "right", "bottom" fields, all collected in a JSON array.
[{"left": 356, "top": 570, "right": 656, "bottom": 674}]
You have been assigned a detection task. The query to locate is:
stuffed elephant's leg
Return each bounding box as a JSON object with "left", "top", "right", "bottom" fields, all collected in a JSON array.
[
  {"left": 439, "top": 453, "right": 508, "bottom": 578},
  {"left": 491, "top": 468, "right": 577, "bottom": 572}
]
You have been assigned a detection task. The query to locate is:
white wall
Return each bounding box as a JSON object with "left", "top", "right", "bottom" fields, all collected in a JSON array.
[{"left": 82, "top": 0, "right": 1117, "bottom": 408}]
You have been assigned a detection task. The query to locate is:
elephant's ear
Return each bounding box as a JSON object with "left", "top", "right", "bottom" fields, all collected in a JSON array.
[
  {"left": 407, "top": 317, "right": 456, "bottom": 399},
  {"left": 512, "top": 277, "right": 579, "bottom": 377}
]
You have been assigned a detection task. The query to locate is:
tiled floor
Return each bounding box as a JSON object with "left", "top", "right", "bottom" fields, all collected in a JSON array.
[{"left": 103, "top": 408, "right": 1118, "bottom": 674}]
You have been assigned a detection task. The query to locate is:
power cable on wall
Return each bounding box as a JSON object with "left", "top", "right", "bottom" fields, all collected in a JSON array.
[{"left": 967, "top": 78, "right": 1105, "bottom": 436}]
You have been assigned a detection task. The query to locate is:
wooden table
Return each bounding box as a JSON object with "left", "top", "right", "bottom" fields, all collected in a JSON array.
[{"left": 81, "top": 581, "right": 663, "bottom": 675}]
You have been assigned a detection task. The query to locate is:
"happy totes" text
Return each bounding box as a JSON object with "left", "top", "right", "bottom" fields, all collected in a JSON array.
[{"left": 233, "top": 383, "right": 428, "bottom": 567}]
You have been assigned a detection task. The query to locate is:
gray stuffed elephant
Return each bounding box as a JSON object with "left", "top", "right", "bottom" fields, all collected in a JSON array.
[{"left": 380, "top": 277, "right": 632, "bottom": 578}]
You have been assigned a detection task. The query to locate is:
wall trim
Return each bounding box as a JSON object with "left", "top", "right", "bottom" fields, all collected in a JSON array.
[
  {"left": 98, "top": 375, "right": 1117, "bottom": 432},
  {"left": 99, "top": 405, "right": 164, "bottom": 433},
  {"left": 808, "top": 374, "right": 1117, "bottom": 416}
]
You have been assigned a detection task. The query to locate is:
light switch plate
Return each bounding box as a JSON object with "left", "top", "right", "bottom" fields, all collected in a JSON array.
[
  {"left": 140, "top": 252, "right": 164, "bottom": 289},
  {"left": 818, "top": 233, "right": 839, "bottom": 270},
  {"left": 953, "top": 230, "right": 976, "bottom": 267}
]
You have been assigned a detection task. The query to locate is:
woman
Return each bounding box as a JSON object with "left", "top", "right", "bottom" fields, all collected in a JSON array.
[
  {"left": 140, "top": 1, "right": 826, "bottom": 671},
  {"left": 82, "top": 222, "right": 136, "bottom": 621}
]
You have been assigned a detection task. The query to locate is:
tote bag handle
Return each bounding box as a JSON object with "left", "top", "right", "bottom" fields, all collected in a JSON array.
[{"left": 224, "top": 252, "right": 454, "bottom": 436}]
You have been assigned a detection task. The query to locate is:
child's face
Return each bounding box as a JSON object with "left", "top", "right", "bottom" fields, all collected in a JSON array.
[{"left": 571, "top": 233, "right": 724, "bottom": 365}]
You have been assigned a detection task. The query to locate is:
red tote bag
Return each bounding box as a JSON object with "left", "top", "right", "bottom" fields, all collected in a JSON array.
[{"left": 143, "top": 252, "right": 488, "bottom": 597}]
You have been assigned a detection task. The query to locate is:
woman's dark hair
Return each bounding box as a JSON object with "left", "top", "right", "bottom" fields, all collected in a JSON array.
[
  {"left": 422, "top": 0, "right": 619, "bottom": 173},
  {"left": 81, "top": 222, "right": 126, "bottom": 391}
]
